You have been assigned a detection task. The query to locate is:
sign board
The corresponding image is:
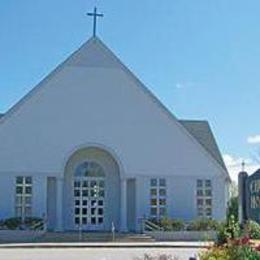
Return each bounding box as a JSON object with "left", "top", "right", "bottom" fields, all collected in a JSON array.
[
  {"left": 246, "top": 170, "right": 260, "bottom": 223},
  {"left": 239, "top": 169, "right": 260, "bottom": 224}
]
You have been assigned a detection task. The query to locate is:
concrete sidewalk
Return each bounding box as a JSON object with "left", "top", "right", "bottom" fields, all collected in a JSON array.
[
  {"left": 0, "top": 241, "right": 213, "bottom": 248},
  {"left": 0, "top": 247, "right": 204, "bottom": 260}
]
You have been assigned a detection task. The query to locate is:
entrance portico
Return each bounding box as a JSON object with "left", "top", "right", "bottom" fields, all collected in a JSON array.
[{"left": 55, "top": 146, "right": 128, "bottom": 232}]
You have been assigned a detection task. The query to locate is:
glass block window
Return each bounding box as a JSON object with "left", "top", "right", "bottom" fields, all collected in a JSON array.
[
  {"left": 150, "top": 178, "right": 167, "bottom": 220},
  {"left": 196, "top": 179, "right": 212, "bottom": 218},
  {"left": 15, "top": 177, "right": 32, "bottom": 219}
]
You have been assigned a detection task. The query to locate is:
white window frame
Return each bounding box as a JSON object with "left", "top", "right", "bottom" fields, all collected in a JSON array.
[
  {"left": 149, "top": 178, "right": 167, "bottom": 220},
  {"left": 15, "top": 176, "right": 33, "bottom": 221},
  {"left": 196, "top": 179, "right": 212, "bottom": 218}
]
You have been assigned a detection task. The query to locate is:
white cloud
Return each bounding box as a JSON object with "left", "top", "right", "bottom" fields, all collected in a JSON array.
[
  {"left": 247, "top": 135, "right": 260, "bottom": 144},
  {"left": 175, "top": 83, "right": 183, "bottom": 89},
  {"left": 223, "top": 154, "right": 260, "bottom": 182}
]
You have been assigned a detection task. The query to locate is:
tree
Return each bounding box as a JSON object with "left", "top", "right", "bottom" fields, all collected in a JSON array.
[{"left": 227, "top": 181, "right": 238, "bottom": 221}]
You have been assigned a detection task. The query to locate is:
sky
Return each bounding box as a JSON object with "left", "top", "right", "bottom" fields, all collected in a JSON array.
[{"left": 0, "top": 0, "right": 260, "bottom": 181}]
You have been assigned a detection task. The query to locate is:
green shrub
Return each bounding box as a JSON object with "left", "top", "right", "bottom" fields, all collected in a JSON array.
[
  {"left": 226, "top": 196, "right": 238, "bottom": 222},
  {"left": 187, "top": 218, "right": 220, "bottom": 231},
  {"left": 159, "top": 218, "right": 173, "bottom": 231},
  {"left": 149, "top": 217, "right": 222, "bottom": 232},
  {"left": 217, "top": 215, "right": 241, "bottom": 245},
  {"left": 24, "top": 217, "right": 42, "bottom": 225},
  {"left": 224, "top": 215, "right": 241, "bottom": 239},
  {"left": 0, "top": 219, "right": 5, "bottom": 228},
  {"left": 171, "top": 219, "right": 184, "bottom": 231},
  {"left": 3, "top": 217, "right": 43, "bottom": 230},
  {"left": 217, "top": 222, "right": 228, "bottom": 245},
  {"left": 150, "top": 218, "right": 184, "bottom": 231},
  {"left": 246, "top": 220, "right": 260, "bottom": 240},
  {"left": 159, "top": 218, "right": 184, "bottom": 231},
  {"left": 4, "top": 217, "right": 22, "bottom": 230},
  {"left": 200, "top": 246, "right": 231, "bottom": 260},
  {"left": 234, "top": 245, "right": 260, "bottom": 260}
]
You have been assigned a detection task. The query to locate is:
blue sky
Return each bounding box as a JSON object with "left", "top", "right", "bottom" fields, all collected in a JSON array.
[{"left": 0, "top": 0, "right": 259, "bottom": 180}]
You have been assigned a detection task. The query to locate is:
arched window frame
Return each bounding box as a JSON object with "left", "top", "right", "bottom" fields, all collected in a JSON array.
[{"left": 75, "top": 161, "right": 105, "bottom": 178}]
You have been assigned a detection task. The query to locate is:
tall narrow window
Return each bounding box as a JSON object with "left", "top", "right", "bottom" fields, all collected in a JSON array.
[
  {"left": 15, "top": 177, "right": 32, "bottom": 220},
  {"left": 149, "top": 178, "right": 167, "bottom": 220},
  {"left": 196, "top": 179, "right": 212, "bottom": 218}
]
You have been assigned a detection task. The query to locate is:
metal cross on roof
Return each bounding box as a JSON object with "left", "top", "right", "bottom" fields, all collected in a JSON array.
[
  {"left": 87, "top": 7, "right": 104, "bottom": 37},
  {"left": 242, "top": 160, "right": 245, "bottom": 172}
]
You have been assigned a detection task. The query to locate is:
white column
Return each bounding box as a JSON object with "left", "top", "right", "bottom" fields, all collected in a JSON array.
[
  {"left": 120, "top": 178, "right": 128, "bottom": 232},
  {"left": 56, "top": 177, "right": 64, "bottom": 231}
]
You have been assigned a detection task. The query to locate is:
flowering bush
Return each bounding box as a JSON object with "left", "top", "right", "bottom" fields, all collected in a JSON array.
[
  {"left": 200, "top": 237, "right": 260, "bottom": 260},
  {"left": 201, "top": 215, "right": 260, "bottom": 259},
  {"left": 245, "top": 220, "right": 260, "bottom": 240}
]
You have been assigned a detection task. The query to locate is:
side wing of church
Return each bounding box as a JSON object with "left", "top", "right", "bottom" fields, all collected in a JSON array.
[{"left": 0, "top": 37, "right": 230, "bottom": 232}]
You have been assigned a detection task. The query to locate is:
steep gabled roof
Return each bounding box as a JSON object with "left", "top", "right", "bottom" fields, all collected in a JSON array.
[
  {"left": 0, "top": 36, "right": 230, "bottom": 180},
  {"left": 179, "top": 120, "right": 227, "bottom": 171}
]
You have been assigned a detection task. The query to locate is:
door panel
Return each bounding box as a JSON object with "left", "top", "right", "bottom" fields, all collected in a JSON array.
[{"left": 74, "top": 177, "right": 105, "bottom": 230}]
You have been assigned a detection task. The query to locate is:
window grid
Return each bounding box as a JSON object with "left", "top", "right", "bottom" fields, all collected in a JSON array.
[
  {"left": 74, "top": 178, "right": 105, "bottom": 226},
  {"left": 196, "top": 179, "right": 212, "bottom": 218},
  {"left": 150, "top": 178, "right": 167, "bottom": 220},
  {"left": 73, "top": 161, "right": 105, "bottom": 227},
  {"left": 15, "top": 177, "right": 32, "bottom": 220}
]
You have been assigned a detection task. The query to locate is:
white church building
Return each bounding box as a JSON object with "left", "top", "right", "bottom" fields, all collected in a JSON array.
[{"left": 0, "top": 36, "right": 230, "bottom": 232}]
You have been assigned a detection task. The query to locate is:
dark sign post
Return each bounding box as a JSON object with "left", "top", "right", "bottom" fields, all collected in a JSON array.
[
  {"left": 239, "top": 169, "right": 260, "bottom": 224},
  {"left": 238, "top": 171, "right": 248, "bottom": 223}
]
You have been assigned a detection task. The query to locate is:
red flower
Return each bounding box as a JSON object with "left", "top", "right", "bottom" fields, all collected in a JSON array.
[
  {"left": 254, "top": 244, "right": 260, "bottom": 251},
  {"left": 241, "top": 236, "right": 250, "bottom": 245}
]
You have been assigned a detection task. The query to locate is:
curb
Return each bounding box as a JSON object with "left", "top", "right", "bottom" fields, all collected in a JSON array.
[{"left": 0, "top": 242, "right": 212, "bottom": 249}]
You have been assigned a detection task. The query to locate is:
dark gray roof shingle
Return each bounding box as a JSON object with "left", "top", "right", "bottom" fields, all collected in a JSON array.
[{"left": 179, "top": 120, "right": 227, "bottom": 171}]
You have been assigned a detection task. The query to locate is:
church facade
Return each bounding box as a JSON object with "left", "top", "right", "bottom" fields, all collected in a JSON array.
[{"left": 0, "top": 37, "right": 230, "bottom": 232}]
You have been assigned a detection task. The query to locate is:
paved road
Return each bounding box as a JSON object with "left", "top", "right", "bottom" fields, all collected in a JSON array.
[{"left": 0, "top": 248, "right": 203, "bottom": 260}]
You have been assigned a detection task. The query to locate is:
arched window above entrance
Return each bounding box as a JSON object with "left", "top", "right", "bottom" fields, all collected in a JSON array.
[{"left": 75, "top": 161, "right": 105, "bottom": 178}]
